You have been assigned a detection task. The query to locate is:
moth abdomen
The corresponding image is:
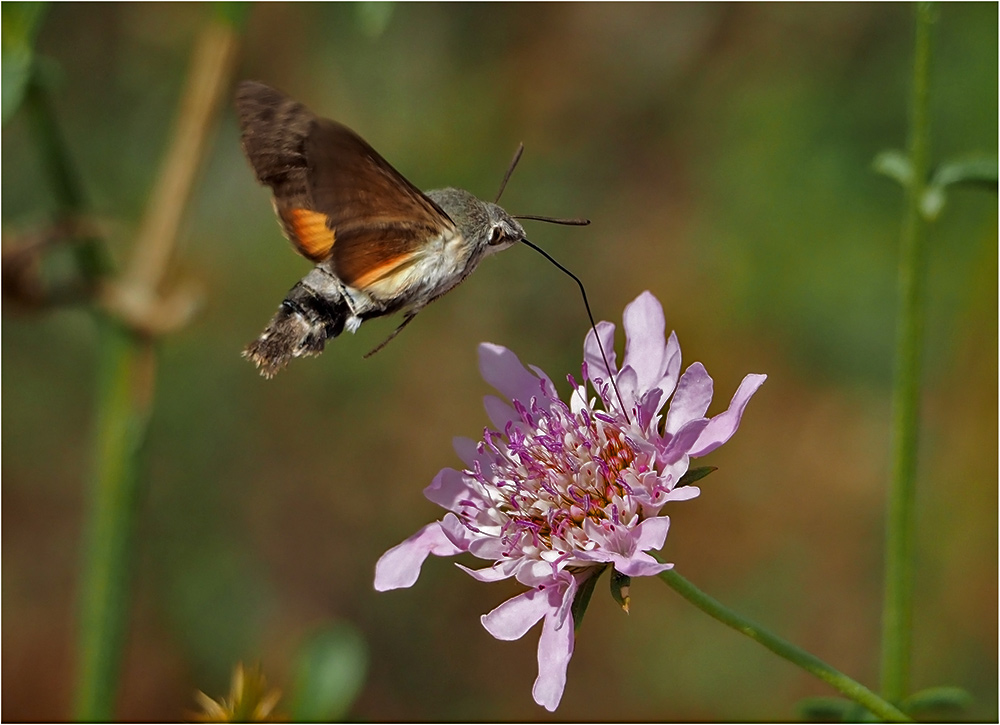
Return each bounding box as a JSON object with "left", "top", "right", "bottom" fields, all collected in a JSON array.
[{"left": 243, "top": 279, "right": 351, "bottom": 378}]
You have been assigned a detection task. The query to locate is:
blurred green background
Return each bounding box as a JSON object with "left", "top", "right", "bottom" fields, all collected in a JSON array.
[{"left": 2, "top": 2, "right": 996, "bottom": 721}]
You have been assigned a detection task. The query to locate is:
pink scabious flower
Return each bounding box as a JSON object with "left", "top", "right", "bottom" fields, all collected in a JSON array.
[{"left": 374, "top": 291, "right": 766, "bottom": 711}]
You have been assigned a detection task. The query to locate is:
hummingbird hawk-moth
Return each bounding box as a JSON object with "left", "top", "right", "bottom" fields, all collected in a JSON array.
[{"left": 235, "top": 81, "right": 587, "bottom": 378}]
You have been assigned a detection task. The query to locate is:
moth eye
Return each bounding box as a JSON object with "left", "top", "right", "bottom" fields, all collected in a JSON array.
[{"left": 489, "top": 226, "right": 504, "bottom": 245}]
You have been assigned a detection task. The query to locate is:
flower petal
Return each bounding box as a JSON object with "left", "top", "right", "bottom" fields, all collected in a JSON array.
[
  {"left": 583, "top": 321, "right": 618, "bottom": 382},
  {"left": 664, "top": 362, "right": 714, "bottom": 435},
  {"left": 456, "top": 560, "right": 517, "bottom": 582},
  {"left": 481, "top": 587, "right": 552, "bottom": 641},
  {"left": 531, "top": 585, "right": 577, "bottom": 712},
  {"left": 374, "top": 522, "right": 463, "bottom": 591},
  {"left": 622, "top": 291, "right": 668, "bottom": 392},
  {"left": 689, "top": 373, "right": 767, "bottom": 457},
  {"left": 452, "top": 436, "right": 480, "bottom": 467},
  {"left": 661, "top": 330, "right": 682, "bottom": 398},
  {"left": 632, "top": 515, "right": 671, "bottom": 551},
  {"left": 484, "top": 394, "right": 523, "bottom": 432},
  {"left": 659, "top": 417, "right": 710, "bottom": 464},
  {"left": 613, "top": 552, "right": 674, "bottom": 577},
  {"left": 479, "top": 343, "right": 546, "bottom": 406},
  {"left": 423, "top": 467, "right": 475, "bottom": 511}
]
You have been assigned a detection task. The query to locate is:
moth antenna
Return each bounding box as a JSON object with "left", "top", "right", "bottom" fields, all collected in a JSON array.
[
  {"left": 495, "top": 143, "right": 525, "bottom": 203},
  {"left": 364, "top": 312, "right": 417, "bottom": 358},
  {"left": 518, "top": 238, "right": 629, "bottom": 422},
  {"left": 514, "top": 214, "right": 591, "bottom": 226}
]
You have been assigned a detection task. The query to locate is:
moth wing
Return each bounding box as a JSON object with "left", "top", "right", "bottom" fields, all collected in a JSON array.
[{"left": 235, "top": 81, "right": 457, "bottom": 291}]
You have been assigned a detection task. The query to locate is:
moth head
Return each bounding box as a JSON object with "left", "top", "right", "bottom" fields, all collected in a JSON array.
[{"left": 484, "top": 203, "right": 526, "bottom": 252}]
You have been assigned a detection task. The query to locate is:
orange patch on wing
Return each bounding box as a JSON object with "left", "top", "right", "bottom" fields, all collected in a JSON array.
[
  {"left": 287, "top": 208, "right": 336, "bottom": 260},
  {"left": 351, "top": 253, "right": 417, "bottom": 291}
]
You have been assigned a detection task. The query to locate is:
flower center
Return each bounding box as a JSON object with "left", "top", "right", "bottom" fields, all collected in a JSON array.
[{"left": 465, "top": 397, "right": 648, "bottom": 559}]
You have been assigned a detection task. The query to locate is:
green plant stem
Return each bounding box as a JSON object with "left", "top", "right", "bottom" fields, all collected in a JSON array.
[
  {"left": 24, "top": 68, "right": 154, "bottom": 724},
  {"left": 24, "top": 15, "right": 241, "bottom": 718},
  {"left": 74, "top": 326, "right": 156, "bottom": 721},
  {"left": 23, "top": 76, "right": 111, "bottom": 281},
  {"left": 658, "top": 568, "right": 910, "bottom": 723},
  {"left": 880, "top": 1, "right": 934, "bottom": 704}
]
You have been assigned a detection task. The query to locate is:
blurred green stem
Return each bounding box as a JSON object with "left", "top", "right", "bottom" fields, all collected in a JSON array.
[
  {"left": 74, "top": 325, "right": 156, "bottom": 721},
  {"left": 880, "top": 1, "right": 934, "bottom": 704},
  {"left": 24, "top": 16, "right": 241, "bottom": 720},
  {"left": 658, "top": 568, "right": 910, "bottom": 722}
]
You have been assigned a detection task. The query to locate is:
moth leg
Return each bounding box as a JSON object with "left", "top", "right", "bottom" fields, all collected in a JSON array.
[{"left": 364, "top": 313, "right": 418, "bottom": 359}]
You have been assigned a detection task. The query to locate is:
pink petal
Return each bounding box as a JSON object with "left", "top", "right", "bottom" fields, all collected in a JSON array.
[
  {"left": 423, "top": 467, "right": 475, "bottom": 511},
  {"left": 478, "top": 343, "right": 546, "bottom": 406},
  {"left": 483, "top": 394, "right": 519, "bottom": 430},
  {"left": 374, "top": 522, "right": 463, "bottom": 591},
  {"left": 664, "top": 363, "right": 714, "bottom": 435},
  {"left": 532, "top": 585, "right": 577, "bottom": 712},
  {"left": 583, "top": 321, "right": 618, "bottom": 383},
  {"left": 456, "top": 560, "right": 517, "bottom": 582},
  {"left": 622, "top": 291, "right": 667, "bottom": 392},
  {"left": 689, "top": 373, "right": 767, "bottom": 457},
  {"left": 439, "top": 512, "right": 479, "bottom": 551},
  {"left": 633, "top": 515, "right": 671, "bottom": 551},
  {"left": 660, "top": 417, "right": 710, "bottom": 463},
  {"left": 614, "top": 365, "right": 640, "bottom": 415},
  {"left": 481, "top": 587, "right": 552, "bottom": 641},
  {"left": 452, "top": 436, "right": 479, "bottom": 467},
  {"left": 661, "top": 330, "right": 682, "bottom": 398},
  {"left": 612, "top": 552, "right": 674, "bottom": 578}
]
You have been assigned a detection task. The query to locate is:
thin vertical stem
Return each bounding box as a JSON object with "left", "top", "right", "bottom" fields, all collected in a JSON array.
[
  {"left": 880, "top": 1, "right": 935, "bottom": 704},
  {"left": 73, "top": 326, "right": 156, "bottom": 721},
  {"left": 20, "top": 14, "right": 241, "bottom": 719}
]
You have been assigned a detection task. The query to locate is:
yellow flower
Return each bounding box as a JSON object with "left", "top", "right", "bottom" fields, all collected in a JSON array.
[{"left": 193, "top": 663, "right": 283, "bottom": 722}]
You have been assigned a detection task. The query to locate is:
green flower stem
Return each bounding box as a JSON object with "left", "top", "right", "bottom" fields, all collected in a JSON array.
[
  {"left": 658, "top": 568, "right": 910, "bottom": 723},
  {"left": 881, "top": 1, "right": 935, "bottom": 704}
]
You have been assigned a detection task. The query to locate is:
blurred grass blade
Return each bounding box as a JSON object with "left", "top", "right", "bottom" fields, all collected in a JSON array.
[
  {"left": 288, "top": 623, "right": 369, "bottom": 722},
  {"left": 1, "top": 1, "right": 47, "bottom": 123}
]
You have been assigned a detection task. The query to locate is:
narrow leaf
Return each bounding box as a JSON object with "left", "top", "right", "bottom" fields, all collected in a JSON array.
[
  {"left": 609, "top": 569, "right": 631, "bottom": 613},
  {"left": 571, "top": 565, "right": 606, "bottom": 630},
  {"left": 873, "top": 149, "right": 913, "bottom": 188},
  {"left": 676, "top": 466, "right": 717, "bottom": 488},
  {"left": 901, "top": 685, "right": 972, "bottom": 715}
]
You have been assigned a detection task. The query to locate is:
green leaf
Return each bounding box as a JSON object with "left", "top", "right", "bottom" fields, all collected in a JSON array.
[
  {"left": 931, "top": 157, "right": 998, "bottom": 189},
  {"left": 676, "top": 466, "right": 717, "bottom": 488},
  {"left": 922, "top": 156, "right": 998, "bottom": 220},
  {"left": 287, "top": 623, "right": 369, "bottom": 723},
  {"left": 900, "top": 685, "right": 972, "bottom": 715},
  {"left": 609, "top": 569, "right": 631, "bottom": 612},
  {"left": 873, "top": 149, "right": 913, "bottom": 188},
  {"left": 570, "top": 565, "right": 606, "bottom": 630},
  {"left": 1, "top": 2, "right": 47, "bottom": 124}
]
